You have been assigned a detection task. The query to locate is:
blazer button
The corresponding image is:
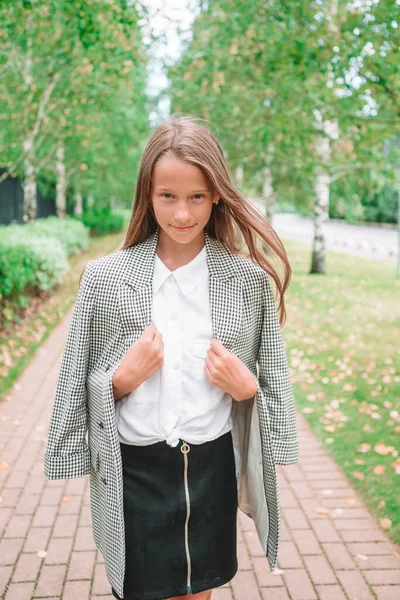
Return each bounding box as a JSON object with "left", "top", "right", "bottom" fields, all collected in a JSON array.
[
  {"left": 105, "top": 365, "right": 110, "bottom": 372},
  {"left": 101, "top": 477, "right": 107, "bottom": 485},
  {"left": 99, "top": 422, "right": 104, "bottom": 429}
]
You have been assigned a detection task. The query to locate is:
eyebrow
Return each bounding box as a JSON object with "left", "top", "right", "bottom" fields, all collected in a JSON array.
[{"left": 155, "top": 188, "right": 210, "bottom": 193}]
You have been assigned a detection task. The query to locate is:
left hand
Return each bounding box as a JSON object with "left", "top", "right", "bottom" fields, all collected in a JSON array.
[{"left": 204, "top": 339, "right": 258, "bottom": 401}]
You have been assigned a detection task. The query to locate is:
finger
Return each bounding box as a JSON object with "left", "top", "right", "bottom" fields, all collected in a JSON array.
[
  {"left": 144, "top": 324, "right": 159, "bottom": 340},
  {"left": 154, "top": 332, "right": 163, "bottom": 350},
  {"left": 210, "top": 338, "right": 224, "bottom": 355}
]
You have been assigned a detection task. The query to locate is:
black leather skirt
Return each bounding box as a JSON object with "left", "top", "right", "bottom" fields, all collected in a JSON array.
[{"left": 111, "top": 430, "right": 238, "bottom": 600}]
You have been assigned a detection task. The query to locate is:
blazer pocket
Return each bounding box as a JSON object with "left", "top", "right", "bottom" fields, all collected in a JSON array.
[
  {"left": 192, "top": 339, "right": 210, "bottom": 375},
  {"left": 193, "top": 339, "right": 210, "bottom": 359}
]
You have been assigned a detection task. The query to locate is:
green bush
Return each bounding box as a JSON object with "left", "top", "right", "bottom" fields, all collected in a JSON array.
[
  {"left": 28, "top": 215, "right": 90, "bottom": 255},
  {"left": 82, "top": 207, "right": 126, "bottom": 236},
  {"left": 0, "top": 231, "right": 69, "bottom": 325},
  {"left": 0, "top": 217, "right": 86, "bottom": 327},
  {"left": 4, "top": 215, "right": 90, "bottom": 256}
]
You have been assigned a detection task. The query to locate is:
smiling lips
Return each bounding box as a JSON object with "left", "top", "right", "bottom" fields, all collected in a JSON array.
[{"left": 174, "top": 225, "right": 195, "bottom": 231}]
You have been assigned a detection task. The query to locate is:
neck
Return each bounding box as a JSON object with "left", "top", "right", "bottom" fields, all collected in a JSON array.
[{"left": 156, "top": 228, "right": 205, "bottom": 270}]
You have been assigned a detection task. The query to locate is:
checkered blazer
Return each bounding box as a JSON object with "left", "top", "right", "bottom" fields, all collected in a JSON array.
[{"left": 44, "top": 226, "right": 299, "bottom": 597}]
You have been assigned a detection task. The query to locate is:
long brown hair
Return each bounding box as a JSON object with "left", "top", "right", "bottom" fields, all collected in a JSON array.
[{"left": 90, "top": 114, "right": 291, "bottom": 325}]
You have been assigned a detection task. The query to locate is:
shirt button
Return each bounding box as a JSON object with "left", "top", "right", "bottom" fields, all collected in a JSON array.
[{"left": 173, "top": 361, "right": 180, "bottom": 369}]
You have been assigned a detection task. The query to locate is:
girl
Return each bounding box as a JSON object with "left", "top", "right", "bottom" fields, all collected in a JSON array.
[{"left": 44, "top": 114, "right": 299, "bottom": 600}]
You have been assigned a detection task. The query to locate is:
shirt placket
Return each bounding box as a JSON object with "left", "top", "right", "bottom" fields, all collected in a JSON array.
[{"left": 160, "top": 275, "right": 182, "bottom": 447}]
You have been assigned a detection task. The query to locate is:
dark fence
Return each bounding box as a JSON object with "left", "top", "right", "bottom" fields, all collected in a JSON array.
[{"left": 0, "top": 169, "right": 74, "bottom": 225}]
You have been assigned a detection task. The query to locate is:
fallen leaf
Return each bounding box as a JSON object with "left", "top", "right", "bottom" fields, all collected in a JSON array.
[
  {"left": 325, "top": 425, "right": 336, "bottom": 432},
  {"left": 61, "top": 497, "right": 71, "bottom": 503},
  {"left": 0, "top": 461, "right": 10, "bottom": 470},
  {"left": 374, "top": 442, "right": 395, "bottom": 456},
  {"left": 373, "top": 465, "right": 386, "bottom": 475},
  {"left": 357, "top": 443, "right": 371, "bottom": 453},
  {"left": 379, "top": 518, "right": 392, "bottom": 530},
  {"left": 391, "top": 457, "right": 400, "bottom": 471},
  {"left": 352, "top": 471, "right": 365, "bottom": 480},
  {"left": 345, "top": 497, "right": 358, "bottom": 505},
  {"left": 356, "top": 553, "right": 368, "bottom": 561},
  {"left": 333, "top": 508, "right": 344, "bottom": 516},
  {"left": 315, "top": 507, "right": 329, "bottom": 514},
  {"left": 37, "top": 550, "right": 47, "bottom": 558}
]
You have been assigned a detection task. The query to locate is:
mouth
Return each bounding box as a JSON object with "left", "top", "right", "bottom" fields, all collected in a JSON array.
[{"left": 173, "top": 225, "right": 196, "bottom": 232}]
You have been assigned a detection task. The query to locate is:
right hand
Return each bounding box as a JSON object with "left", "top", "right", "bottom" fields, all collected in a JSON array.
[{"left": 112, "top": 324, "right": 164, "bottom": 400}]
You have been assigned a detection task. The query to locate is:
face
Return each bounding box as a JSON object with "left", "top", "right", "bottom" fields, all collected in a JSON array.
[{"left": 151, "top": 157, "right": 219, "bottom": 247}]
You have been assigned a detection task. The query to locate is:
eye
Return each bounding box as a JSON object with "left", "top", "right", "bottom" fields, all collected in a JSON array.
[
  {"left": 161, "top": 193, "right": 173, "bottom": 199},
  {"left": 192, "top": 194, "right": 205, "bottom": 200}
]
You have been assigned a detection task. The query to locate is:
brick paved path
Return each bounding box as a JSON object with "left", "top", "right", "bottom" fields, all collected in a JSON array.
[{"left": 1, "top": 309, "right": 400, "bottom": 600}]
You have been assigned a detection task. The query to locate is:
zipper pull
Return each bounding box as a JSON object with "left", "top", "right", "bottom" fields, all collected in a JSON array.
[{"left": 181, "top": 441, "right": 190, "bottom": 453}]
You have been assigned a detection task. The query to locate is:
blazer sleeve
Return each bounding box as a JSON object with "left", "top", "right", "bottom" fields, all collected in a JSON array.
[
  {"left": 43, "top": 259, "right": 97, "bottom": 480},
  {"left": 256, "top": 273, "right": 299, "bottom": 465}
]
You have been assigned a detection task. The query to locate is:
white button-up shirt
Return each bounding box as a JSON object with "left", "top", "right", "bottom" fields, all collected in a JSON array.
[{"left": 114, "top": 244, "right": 233, "bottom": 447}]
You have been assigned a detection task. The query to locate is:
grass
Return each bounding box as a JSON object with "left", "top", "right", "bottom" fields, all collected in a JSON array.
[
  {"left": 0, "top": 229, "right": 126, "bottom": 399},
  {"left": 281, "top": 237, "right": 400, "bottom": 545}
]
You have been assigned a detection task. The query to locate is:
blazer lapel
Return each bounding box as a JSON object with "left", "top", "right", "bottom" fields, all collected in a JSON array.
[
  {"left": 117, "top": 230, "right": 159, "bottom": 341},
  {"left": 117, "top": 226, "right": 243, "bottom": 350},
  {"left": 204, "top": 230, "right": 244, "bottom": 351}
]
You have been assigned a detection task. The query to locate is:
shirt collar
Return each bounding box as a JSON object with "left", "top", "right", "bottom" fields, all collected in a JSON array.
[{"left": 153, "top": 245, "right": 208, "bottom": 296}]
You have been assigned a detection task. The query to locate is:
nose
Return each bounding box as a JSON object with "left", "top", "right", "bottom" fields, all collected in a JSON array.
[{"left": 174, "top": 202, "right": 192, "bottom": 223}]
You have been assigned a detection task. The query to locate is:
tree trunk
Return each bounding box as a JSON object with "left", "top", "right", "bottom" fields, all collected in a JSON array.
[
  {"left": 22, "top": 32, "right": 37, "bottom": 223},
  {"left": 75, "top": 191, "right": 83, "bottom": 217},
  {"left": 397, "top": 162, "right": 400, "bottom": 278},
  {"left": 310, "top": 0, "right": 339, "bottom": 274},
  {"left": 234, "top": 165, "right": 243, "bottom": 188},
  {"left": 23, "top": 138, "right": 37, "bottom": 223},
  {"left": 56, "top": 142, "right": 67, "bottom": 219},
  {"left": 311, "top": 140, "right": 330, "bottom": 274},
  {"left": 263, "top": 143, "right": 275, "bottom": 224}
]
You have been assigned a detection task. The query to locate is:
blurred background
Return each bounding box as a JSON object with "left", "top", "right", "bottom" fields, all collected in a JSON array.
[{"left": 1, "top": 0, "right": 400, "bottom": 584}]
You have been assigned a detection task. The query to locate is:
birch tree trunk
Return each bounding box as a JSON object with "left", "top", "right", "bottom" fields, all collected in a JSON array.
[
  {"left": 75, "top": 191, "right": 83, "bottom": 217},
  {"left": 311, "top": 134, "right": 331, "bottom": 274},
  {"left": 234, "top": 165, "right": 243, "bottom": 188},
  {"left": 23, "top": 137, "right": 37, "bottom": 223},
  {"left": 22, "top": 36, "right": 37, "bottom": 223},
  {"left": 310, "top": 0, "right": 339, "bottom": 274},
  {"left": 397, "top": 161, "right": 400, "bottom": 278},
  {"left": 56, "top": 142, "right": 67, "bottom": 219},
  {"left": 263, "top": 143, "right": 275, "bottom": 224}
]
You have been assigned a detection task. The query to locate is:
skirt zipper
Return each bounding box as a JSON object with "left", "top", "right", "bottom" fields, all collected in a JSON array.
[{"left": 181, "top": 440, "right": 192, "bottom": 594}]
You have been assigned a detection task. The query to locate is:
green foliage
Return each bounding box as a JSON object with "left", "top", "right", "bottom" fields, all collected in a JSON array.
[
  {"left": 0, "top": 215, "right": 90, "bottom": 326},
  {"left": 330, "top": 168, "right": 398, "bottom": 224},
  {"left": 23, "top": 215, "right": 90, "bottom": 255},
  {"left": 362, "top": 184, "right": 398, "bottom": 225},
  {"left": 0, "top": 1, "right": 151, "bottom": 208},
  {"left": 164, "top": 0, "right": 400, "bottom": 225},
  {"left": 81, "top": 207, "right": 126, "bottom": 236},
  {"left": 0, "top": 230, "right": 69, "bottom": 325}
]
